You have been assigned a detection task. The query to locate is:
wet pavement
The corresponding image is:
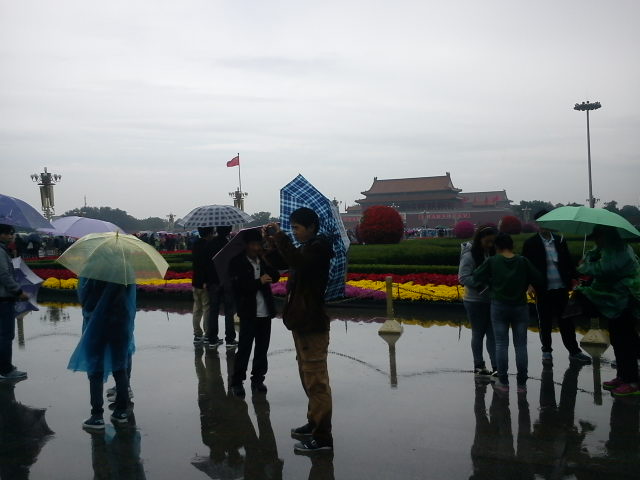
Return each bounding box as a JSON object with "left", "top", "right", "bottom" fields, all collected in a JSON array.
[{"left": 2, "top": 301, "right": 639, "bottom": 479}]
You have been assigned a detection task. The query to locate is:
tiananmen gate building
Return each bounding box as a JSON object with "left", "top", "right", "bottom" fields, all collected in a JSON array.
[{"left": 341, "top": 173, "right": 513, "bottom": 230}]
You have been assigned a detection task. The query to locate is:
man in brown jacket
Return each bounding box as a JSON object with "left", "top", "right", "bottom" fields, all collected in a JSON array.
[{"left": 265, "top": 207, "right": 334, "bottom": 453}]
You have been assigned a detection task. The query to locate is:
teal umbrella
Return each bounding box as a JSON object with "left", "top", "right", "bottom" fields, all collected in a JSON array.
[{"left": 536, "top": 206, "right": 640, "bottom": 239}]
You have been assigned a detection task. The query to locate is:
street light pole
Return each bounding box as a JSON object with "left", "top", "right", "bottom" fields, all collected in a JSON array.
[
  {"left": 30, "top": 167, "right": 62, "bottom": 220},
  {"left": 574, "top": 101, "right": 601, "bottom": 208}
]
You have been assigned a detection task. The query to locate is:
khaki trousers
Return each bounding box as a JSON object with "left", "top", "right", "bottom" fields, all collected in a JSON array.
[
  {"left": 192, "top": 287, "right": 211, "bottom": 337},
  {"left": 293, "top": 330, "right": 333, "bottom": 444}
]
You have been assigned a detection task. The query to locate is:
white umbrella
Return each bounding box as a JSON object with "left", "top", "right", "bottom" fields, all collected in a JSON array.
[
  {"left": 38, "top": 216, "right": 124, "bottom": 238},
  {"left": 178, "top": 205, "right": 253, "bottom": 228}
]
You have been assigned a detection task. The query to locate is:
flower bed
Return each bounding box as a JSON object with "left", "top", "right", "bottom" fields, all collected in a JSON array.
[{"left": 39, "top": 273, "right": 464, "bottom": 303}]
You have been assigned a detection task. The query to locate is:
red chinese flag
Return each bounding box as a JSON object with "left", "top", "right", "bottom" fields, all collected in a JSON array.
[{"left": 227, "top": 156, "right": 240, "bottom": 167}]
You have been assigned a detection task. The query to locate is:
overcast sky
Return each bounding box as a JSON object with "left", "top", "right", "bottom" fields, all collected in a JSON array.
[{"left": 1, "top": 0, "right": 639, "bottom": 220}]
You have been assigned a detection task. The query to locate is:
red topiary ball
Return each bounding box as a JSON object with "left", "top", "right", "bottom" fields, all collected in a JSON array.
[
  {"left": 499, "top": 215, "right": 523, "bottom": 235},
  {"left": 357, "top": 206, "right": 404, "bottom": 244},
  {"left": 453, "top": 221, "right": 475, "bottom": 239}
]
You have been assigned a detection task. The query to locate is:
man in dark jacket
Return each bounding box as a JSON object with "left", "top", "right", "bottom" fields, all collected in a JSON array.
[
  {"left": 192, "top": 227, "right": 215, "bottom": 344},
  {"left": 207, "top": 226, "right": 237, "bottom": 348},
  {"left": 522, "top": 210, "right": 591, "bottom": 365},
  {"left": 0, "top": 224, "right": 29, "bottom": 381},
  {"left": 228, "top": 229, "right": 280, "bottom": 398},
  {"left": 266, "top": 208, "right": 334, "bottom": 453}
]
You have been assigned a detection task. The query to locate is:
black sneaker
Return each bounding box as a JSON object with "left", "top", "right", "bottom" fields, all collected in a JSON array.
[
  {"left": 83, "top": 415, "right": 105, "bottom": 431},
  {"left": 251, "top": 382, "right": 268, "bottom": 394},
  {"left": 569, "top": 352, "right": 592, "bottom": 365},
  {"left": 230, "top": 384, "right": 246, "bottom": 398},
  {"left": 294, "top": 439, "right": 333, "bottom": 453},
  {"left": 474, "top": 367, "right": 492, "bottom": 377},
  {"left": 193, "top": 335, "right": 204, "bottom": 345},
  {"left": 291, "top": 423, "right": 314, "bottom": 440},
  {"left": 208, "top": 338, "right": 224, "bottom": 349},
  {"left": 226, "top": 339, "right": 238, "bottom": 348},
  {"left": 111, "top": 410, "right": 130, "bottom": 425}
]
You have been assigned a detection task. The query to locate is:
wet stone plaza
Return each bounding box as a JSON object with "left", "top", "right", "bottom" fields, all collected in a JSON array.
[{"left": 2, "top": 301, "right": 639, "bottom": 480}]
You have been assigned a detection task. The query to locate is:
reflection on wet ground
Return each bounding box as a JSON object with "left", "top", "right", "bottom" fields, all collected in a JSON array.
[{"left": 1, "top": 302, "right": 638, "bottom": 479}]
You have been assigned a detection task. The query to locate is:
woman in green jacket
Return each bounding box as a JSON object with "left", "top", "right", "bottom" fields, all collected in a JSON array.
[{"left": 577, "top": 226, "right": 640, "bottom": 397}]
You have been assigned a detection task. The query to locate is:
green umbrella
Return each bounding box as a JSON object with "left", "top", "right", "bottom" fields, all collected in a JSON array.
[
  {"left": 536, "top": 206, "right": 640, "bottom": 239},
  {"left": 57, "top": 232, "right": 169, "bottom": 285}
]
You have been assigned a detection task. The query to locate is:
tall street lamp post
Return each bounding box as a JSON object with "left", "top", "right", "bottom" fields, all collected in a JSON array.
[
  {"left": 573, "top": 101, "right": 601, "bottom": 208},
  {"left": 30, "top": 167, "right": 62, "bottom": 220}
]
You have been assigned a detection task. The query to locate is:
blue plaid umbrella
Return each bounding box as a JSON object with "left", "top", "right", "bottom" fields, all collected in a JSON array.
[{"left": 280, "top": 175, "right": 350, "bottom": 300}]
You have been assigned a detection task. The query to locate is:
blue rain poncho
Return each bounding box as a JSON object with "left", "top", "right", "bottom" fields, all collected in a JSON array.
[{"left": 68, "top": 277, "right": 136, "bottom": 381}]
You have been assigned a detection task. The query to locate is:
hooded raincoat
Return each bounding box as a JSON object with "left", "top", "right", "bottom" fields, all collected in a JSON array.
[
  {"left": 576, "top": 244, "right": 640, "bottom": 319},
  {"left": 67, "top": 278, "right": 136, "bottom": 381}
]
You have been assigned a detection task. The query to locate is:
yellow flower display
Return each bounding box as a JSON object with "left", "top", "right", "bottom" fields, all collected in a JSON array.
[
  {"left": 40, "top": 275, "right": 535, "bottom": 304},
  {"left": 346, "top": 280, "right": 463, "bottom": 302}
]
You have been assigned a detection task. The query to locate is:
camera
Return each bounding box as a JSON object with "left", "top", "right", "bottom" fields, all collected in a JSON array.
[{"left": 265, "top": 225, "right": 277, "bottom": 237}]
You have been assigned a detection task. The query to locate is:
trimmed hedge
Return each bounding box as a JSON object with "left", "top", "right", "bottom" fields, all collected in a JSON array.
[
  {"left": 349, "top": 234, "right": 640, "bottom": 267},
  {"left": 348, "top": 264, "right": 458, "bottom": 275}
]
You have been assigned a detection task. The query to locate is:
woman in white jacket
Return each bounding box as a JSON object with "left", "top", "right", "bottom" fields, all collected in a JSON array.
[{"left": 458, "top": 225, "right": 498, "bottom": 377}]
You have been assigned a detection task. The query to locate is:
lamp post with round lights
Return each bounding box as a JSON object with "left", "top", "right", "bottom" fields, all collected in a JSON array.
[
  {"left": 30, "top": 167, "right": 62, "bottom": 220},
  {"left": 573, "top": 101, "right": 601, "bottom": 208}
]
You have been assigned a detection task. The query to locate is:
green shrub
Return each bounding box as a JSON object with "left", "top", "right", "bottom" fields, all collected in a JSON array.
[{"left": 348, "top": 264, "right": 458, "bottom": 275}]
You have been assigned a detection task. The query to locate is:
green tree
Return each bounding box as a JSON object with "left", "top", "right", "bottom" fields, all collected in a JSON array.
[
  {"left": 62, "top": 206, "right": 167, "bottom": 232},
  {"left": 620, "top": 205, "right": 640, "bottom": 226},
  {"left": 604, "top": 200, "right": 620, "bottom": 214},
  {"left": 246, "top": 211, "right": 279, "bottom": 227},
  {"left": 512, "top": 200, "right": 555, "bottom": 221}
]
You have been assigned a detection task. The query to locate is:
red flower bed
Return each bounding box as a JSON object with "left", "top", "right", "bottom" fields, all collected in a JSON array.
[
  {"left": 165, "top": 271, "right": 193, "bottom": 280},
  {"left": 32, "top": 268, "right": 77, "bottom": 280}
]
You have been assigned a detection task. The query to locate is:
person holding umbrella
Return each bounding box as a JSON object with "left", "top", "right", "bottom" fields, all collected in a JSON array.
[
  {"left": 207, "top": 226, "right": 237, "bottom": 348},
  {"left": 0, "top": 224, "right": 29, "bottom": 381},
  {"left": 192, "top": 227, "right": 215, "bottom": 344},
  {"left": 265, "top": 208, "right": 335, "bottom": 453},
  {"left": 228, "top": 229, "right": 280, "bottom": 397},
  {"left": 575, "top": 226, "right": 640, "bottom": 397},
  {"left": 60, "top": 232, "right": 169, "bottom": 429},
  {"left": 522, "top": 210, "right": 591, "bottom": 365}
]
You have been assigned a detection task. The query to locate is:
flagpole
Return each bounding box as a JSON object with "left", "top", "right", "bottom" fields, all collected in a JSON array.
[{"left": 237, "top": 152, "right": 242, "bottom": 192}]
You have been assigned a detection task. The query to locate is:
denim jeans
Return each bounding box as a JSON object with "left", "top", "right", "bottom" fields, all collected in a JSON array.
[
  {"left": 464, "top": 301, "right": 496, "bottom": 370},
  {"left": 491, "top": 301, "right": 530, "bottom": 385},
  {"left": 88, "top": 369, "right": 129, "bottom": 415},
  {"left": 207, "top": 285, "right": 236, "bottom": 342},
  {"left": 0, "top": 302, "right": 16, "bottom": 375}
]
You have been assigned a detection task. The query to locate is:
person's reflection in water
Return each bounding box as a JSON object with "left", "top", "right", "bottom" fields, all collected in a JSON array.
[
  {"left": 533, "top": 363, "right": 593, "bottom": 478},
  {"left": 0, "top": 383, "right": 54, "bottom": 480},
  {"left": 470, "top": 381, "right": 534, "bottom": 480},
  {"left": 470, "top": 380, "right": 499, "bottom": 479},
  {"left": 193, "top": 347, "right": 284, "bottom": 479},
  {"left": 605, "top": 398, "right": 640, "bottom": 475},
  {"left": 298, "top": 453, "right": 335, "bottom": 480},
  {"left": 88, "top": 414, "right": 146, "bottom": 480}
]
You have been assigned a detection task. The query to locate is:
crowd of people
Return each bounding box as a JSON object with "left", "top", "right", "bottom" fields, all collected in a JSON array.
[
  {"left": 458, "top": 210, "right": 640, "bottom": 396},
  {"left": 1, "top": 204, "right": 640, "bottom": 468},
  {"left": 0, "top": 207, "right": 336, "bottom": 455}
]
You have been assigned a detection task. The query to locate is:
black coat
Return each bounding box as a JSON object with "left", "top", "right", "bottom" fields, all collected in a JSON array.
[
  {"left": 229, "top": 254, "right": 280, "bottom": 320},
  {"left": 273, "top": 232, "right": 333, "bottom": 333},
  {"left": 191, "top": 238, "right": 215, "bottom": 289},
  {"left": 521, "top": 233, "right": 576, "bottom": 292}
]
